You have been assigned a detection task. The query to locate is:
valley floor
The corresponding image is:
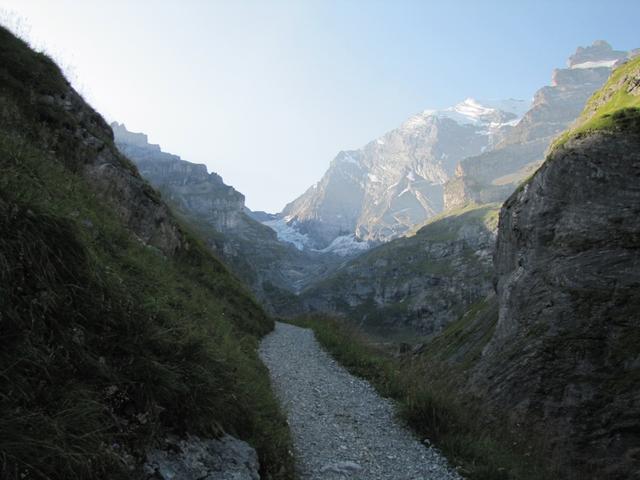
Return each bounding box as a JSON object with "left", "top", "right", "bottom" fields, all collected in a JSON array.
[{"left": 259, "top": 322, "right": 461, "bottom": 480}]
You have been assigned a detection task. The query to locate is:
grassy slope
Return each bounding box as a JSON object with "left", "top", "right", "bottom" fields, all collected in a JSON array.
[
  {"left": 553, "top": 56, "right": 640, "bottom": 148},
  {"left": 0, "top": 27, "right": 293, "bottom": 479}
]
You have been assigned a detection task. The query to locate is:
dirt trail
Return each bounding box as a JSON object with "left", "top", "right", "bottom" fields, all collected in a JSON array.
[{"left": 259, "top": 322, "right": 461, "bottom": 480}]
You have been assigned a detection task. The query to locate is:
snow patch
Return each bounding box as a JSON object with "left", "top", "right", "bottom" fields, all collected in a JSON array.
[
  {"left": 453, "top": 98, "right": 496, "bottom": 120},
  {"left": 316, "top": 234, "right": 370, "bottom": 256},
  {"left": 368, "top": 173, "right": 381, "bottom": 183},
  {"left": 570, "top": 59, "right": 618, "bottom": 69},
  {"left": 406, "top": 171, "right": 416, "bottom": 181},
  {"left": 263, "top": 218, "right": 310, "bottom": 250}
]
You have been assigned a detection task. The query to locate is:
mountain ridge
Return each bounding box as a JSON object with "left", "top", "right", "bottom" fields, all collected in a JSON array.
[{"left": 279, "top": 97, "right": 526, "bottom": 250}]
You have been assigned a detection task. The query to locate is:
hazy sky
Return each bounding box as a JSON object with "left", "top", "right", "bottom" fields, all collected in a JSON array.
[{"left": 1, "top": 0, "right": 638, "bottom": 212}]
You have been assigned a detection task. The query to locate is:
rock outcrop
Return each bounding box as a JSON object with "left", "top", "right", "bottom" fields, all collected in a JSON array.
[
  {"left": 444, "top": 41, "right": 633, "bottom": 210},
  {"left": 6, "top": 88, "right": 186, "bottom": 258},
  {"left": 145, "top": 435, "right": 260, "bottom": 480},
  {"left": 466, "top": 58, "right": 640, "bottom": 478}
]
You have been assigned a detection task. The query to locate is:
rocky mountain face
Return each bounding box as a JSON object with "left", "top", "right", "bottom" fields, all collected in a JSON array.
[
  {"left": 294, "top": 204, "right": 499, "bottom": 336},
  {"left": 428, "top": 58, "right": 640, "bottom": 478},
  {"left": 483, "top": 133, "right": 639, "bottom": 478},
  {"left": 444, "top": 41, "right": 634, "bottom": 209},
  {"left": 112, "top": 124, "right": 344, "bottom": 306},
  {"left": 279, "top": 98, "right": 528, "bottom": 249}
]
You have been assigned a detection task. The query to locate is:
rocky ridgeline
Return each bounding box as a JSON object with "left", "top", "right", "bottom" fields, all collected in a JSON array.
[
  {"left": 274, "top": 42, "right": 633, "bottom": 260},
  {"left": 444, "top": 41, "right": 635, "bottom": 209},
  {"left": 291, "top": 42, "right": 636, "bottom": 338}
]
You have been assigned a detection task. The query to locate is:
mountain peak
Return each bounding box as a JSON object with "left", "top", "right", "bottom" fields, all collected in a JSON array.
[
  {"left": 413, "top": 97, "right": 529, "bottom": 128},
  {"left": 568, "top": 40, "right": 627, "bottom": 69}
]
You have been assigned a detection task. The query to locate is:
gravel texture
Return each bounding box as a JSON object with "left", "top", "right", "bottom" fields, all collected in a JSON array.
[{"left": 259, "top": 322, "right": 462, "bottom": 480}]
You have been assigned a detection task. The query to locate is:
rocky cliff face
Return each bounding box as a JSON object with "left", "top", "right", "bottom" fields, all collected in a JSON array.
[
  {"left": 444, "top": 41, "right": 633, "bottom": 210},
  {"left": 113, "top": 122, "right": 246, "bottom": 232},
  {"left": 112, "top": 124, "right": 344, "bottom": 306},
  {"left": 281, "top": 99, "right": 527, "bottom": 249},
  {"left": 296, "top": 204, "right": 500, "bottom": 336},
  {"left": 466, "top": 59, "right": 640, "bottom": 478}
]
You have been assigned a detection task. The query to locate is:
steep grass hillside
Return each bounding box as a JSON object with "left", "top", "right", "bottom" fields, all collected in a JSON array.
[
  {"left": 559, "top": 55, "right": 640, "bottom": 140},
  {"left": 0, "top": 26, "right": 293, "bottom": 479}
]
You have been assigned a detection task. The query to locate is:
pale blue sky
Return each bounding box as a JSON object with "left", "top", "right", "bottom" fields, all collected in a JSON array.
[{"left": 1, "top": 0, "right": 638, "bottom": 211}]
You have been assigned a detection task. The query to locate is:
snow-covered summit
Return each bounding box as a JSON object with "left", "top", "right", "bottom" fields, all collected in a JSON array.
[{"left": 403, "top": 97, "right": 529, "bottom": 131}]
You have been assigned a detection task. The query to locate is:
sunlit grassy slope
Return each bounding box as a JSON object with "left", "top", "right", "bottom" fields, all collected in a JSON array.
[{"left": 554, "top": 56, "right": 640, "bottom": 147}]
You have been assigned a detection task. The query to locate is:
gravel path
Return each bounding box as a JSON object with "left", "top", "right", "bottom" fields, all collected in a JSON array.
[{"left": 259, "top": 322, "right": 462, "bottom": 480}]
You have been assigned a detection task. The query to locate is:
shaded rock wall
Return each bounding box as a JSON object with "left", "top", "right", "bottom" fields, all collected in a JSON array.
[{"left": 474, "top": 131, "right": 640, "bottom": 478}]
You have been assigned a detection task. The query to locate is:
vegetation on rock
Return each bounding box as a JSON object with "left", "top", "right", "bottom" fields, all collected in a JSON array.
[{"left": 554, "top": 56, "right": 640, "bottom": 147}]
